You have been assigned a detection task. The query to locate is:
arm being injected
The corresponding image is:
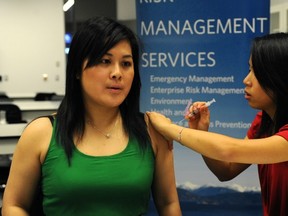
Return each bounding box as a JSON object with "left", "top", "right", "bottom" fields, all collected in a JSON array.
[{"left": 177, "top": 98, "right": 216, "bottom": 124}]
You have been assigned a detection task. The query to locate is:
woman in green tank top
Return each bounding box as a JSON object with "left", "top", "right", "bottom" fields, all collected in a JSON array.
[{"left": 2, "top": 17, "right": 181, "bottom": 216}]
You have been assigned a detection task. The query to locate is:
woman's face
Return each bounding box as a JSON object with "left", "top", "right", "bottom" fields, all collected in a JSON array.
[
  {"left": 243, "top": 57, "right": 276, "bottom": 117},
  {"left": 81, "top": 40, "right": 134, "bottom": 110}
]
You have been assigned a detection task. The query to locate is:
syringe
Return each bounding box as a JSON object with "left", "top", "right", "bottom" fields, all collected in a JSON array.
[{"left": 177, "top": 98, "right": 216, "bottom": 124}]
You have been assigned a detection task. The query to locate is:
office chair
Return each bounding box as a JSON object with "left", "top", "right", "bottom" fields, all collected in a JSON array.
[{"left": 0, "top": 104, "right": 26, "bottom": 124}]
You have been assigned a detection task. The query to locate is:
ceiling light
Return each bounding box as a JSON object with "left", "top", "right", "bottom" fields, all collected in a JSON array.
[{"left": 63, "top": 0, "right": 75, "bottom": 12}]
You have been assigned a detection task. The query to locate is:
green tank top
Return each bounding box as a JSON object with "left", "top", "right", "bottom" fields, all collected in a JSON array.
[{"left": 42, "top": 121, "right": 155, "bottom": 216}]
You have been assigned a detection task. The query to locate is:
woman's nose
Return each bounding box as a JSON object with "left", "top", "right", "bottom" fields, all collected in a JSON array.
[
  {"left": 110, "top": 64, "right": 122, "bottom": 80},
  {"left": 243, "top": 73, "right": 251, "bottom": 86}
]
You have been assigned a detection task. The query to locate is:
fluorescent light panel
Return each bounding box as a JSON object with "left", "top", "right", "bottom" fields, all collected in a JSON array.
[{"left": 63, "top": 0, "right": 75, "bottom": 12}]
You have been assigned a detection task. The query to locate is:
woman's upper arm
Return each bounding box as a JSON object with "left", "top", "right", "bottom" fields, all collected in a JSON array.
[
  {"left": 145, "top": 114, "right": 181, "bottom": 215},
  {"left": 210, "top": 134, "right": 288, "bottom": 164},
  {"left": 2, "top": 117, "right": 52, "bottom": 213},
  {"left": 234, "top": 134, "right": 288, "bottom": 164}
]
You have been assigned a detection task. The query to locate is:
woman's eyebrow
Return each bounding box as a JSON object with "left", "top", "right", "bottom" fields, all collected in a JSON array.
[
  {"left": 123, "top": 54, "right": 133, "bottom": 58},
  {"left": 104, "top": 52, "right": 133, "bottom": 58}
]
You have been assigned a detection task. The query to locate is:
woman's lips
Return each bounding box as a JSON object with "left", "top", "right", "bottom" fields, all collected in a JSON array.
[{"left": 244, "top": 90, "right": 251, "bottom": 99}]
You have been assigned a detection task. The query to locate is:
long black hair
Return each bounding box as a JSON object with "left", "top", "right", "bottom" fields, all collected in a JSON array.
[
  {"left": 56, "top": 16, "right": 150, "bottom": 162},
  {"left": 251, "top": 32, "right": 288, "bottom": 137}
]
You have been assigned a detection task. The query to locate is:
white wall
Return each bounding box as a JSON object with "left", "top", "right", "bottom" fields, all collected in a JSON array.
[
  {"left": 272, "top": 0, "right": 288, "bottom": 6},
  {"left": 270, "top": 2, "right": 288, "bottom": 32},
  {"left": 0, "top": 0, "right": 65, "bottom": 98},
  {"left": 117, "top": 0, "right": 136, "bottom": 20}
]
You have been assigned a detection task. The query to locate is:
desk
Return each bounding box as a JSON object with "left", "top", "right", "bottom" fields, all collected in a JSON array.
[
  {"left": 0, "top": 100, "right": 60, "bottom": 154},
  {"left": 0, "top": 124, "right": 27, "bottom": 137},
  {"left": 12, "top": 101, "right": 60, "bottom": 123},
  {"left": 8, "top": 100, "right": 61, "bottom": 111}
]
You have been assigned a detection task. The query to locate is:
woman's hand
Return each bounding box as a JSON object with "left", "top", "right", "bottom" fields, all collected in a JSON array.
[
  {"left": 146, "top": 112, "right": 173, "bottom": 139},
  {"left": 186, "top": 101, "right": 210, "bottom": 131}
]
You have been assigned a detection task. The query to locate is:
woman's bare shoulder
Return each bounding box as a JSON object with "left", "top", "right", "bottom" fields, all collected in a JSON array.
[
  {"left": 23, "top": 116, "right": 53, "bottom": 137},
  {"left": 17, "top": 116, "right": 54, "bottom": 161}
]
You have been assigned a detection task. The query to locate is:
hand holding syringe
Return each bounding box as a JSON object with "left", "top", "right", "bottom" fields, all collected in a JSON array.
[{"left": 177, "top": 98, "right": 216, "bottom": 124}]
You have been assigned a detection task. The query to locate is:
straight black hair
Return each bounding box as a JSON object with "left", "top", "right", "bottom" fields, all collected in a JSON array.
[{"left": 251, "top": 32, "right": 288, "bottom": 137}]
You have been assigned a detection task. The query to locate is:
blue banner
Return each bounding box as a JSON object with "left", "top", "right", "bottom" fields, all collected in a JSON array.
[{"left": 137, "top": 0, "right": 270, "bottom": 138}]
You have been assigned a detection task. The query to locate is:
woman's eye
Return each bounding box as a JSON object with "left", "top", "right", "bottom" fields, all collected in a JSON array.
[
  {"left": 122, "top": 61, "right": 132, "bottom": 67},
  {"left": 100, "top": 59, "right": 110, "bottom": 64}
]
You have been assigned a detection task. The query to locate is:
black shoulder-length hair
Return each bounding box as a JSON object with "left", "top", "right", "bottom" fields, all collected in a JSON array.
[
  {"left": 56, "top": 16, "right": 150, "bottom": 162},
  {"left": 251, "top": 32, "right": 288, "bottom": 137}
]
